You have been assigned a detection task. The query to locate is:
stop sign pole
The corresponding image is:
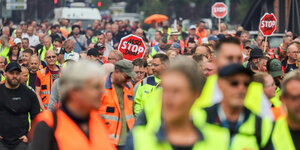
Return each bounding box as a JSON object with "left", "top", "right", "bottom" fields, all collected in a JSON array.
[
  {"left": 259, "top": 13, "right": 277, "bottom": 52},
  {"left": 212, "top": 2, "right": 228, "bottom": 33}
]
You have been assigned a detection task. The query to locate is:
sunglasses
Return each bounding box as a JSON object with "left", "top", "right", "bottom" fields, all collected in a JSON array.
[
  {"left": 46, "top": 56, "right": 56, "bottom": 59},
  {"left": 229, "top": 80, "right": 250, "bottom": 87}
]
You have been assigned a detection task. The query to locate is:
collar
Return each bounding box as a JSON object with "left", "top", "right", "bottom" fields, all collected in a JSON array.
[
  {"left": 205, "top": 103, "right": 251, "bottom": 127},
  {"left": 45, "top": 65, "right": 61, "bottom": 74},
  {"left": 105, "top": 72, "right": 131, "bottom": 89},
  {"left": 156, "top": 121, "right": 204, "bottom": 143}
]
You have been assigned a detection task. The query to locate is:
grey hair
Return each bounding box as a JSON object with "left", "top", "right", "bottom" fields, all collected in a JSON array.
[
  {"left": 2, "top": 26, "right": 9, "bottom": 32},
  {"left": 167, "top": 55, "right": 206, "bottom": 93},
  {"left": 59, "top": 60, "right": 105, "bottom": 102},
  {"left": 281, "top": 70, "right": 300, "bottom": 97}
]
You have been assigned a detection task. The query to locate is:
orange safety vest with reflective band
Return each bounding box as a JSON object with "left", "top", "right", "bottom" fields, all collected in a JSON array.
[
  {"left": 36, "top": 67, "right": 61, "bottom": 108},
  {"left": 32, "top": 110, "right": 116, "bottom": 150},
  {"left": 98, "top": 73, "right": 135, "bottom": 145}
]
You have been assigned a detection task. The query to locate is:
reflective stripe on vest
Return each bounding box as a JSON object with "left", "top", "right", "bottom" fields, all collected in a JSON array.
[
  {"left": 40, "top": 91, "right": 51, "bottom": 95},
  {"left": 98, "top": 73, "right": 135, "bottom": 145}
]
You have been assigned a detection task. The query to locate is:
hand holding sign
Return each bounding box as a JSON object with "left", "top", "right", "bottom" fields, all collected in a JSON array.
[{"left": 259, "top": 13, "right": 277, "bottom": 52}]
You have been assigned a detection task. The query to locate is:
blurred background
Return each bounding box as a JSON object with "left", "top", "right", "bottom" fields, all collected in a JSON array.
[{"left": 0, "top": 0, "right": 299, "bottom": 35}]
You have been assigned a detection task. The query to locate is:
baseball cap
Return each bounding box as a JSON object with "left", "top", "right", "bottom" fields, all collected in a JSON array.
[
  {"left": 87, "top": 48, "right": 99, "bottom": 56},
  {"left": 5, "top": 61, "right": 21, "bottom": 72},
  {"left": 208, "top": 35, "right": 219, "bottom": 42},
  {"left": 189, "top": 25, "right": 197, "bottom": 30},
  {"left": 14, "top": 38, "right": 22, "bottom": 44},
  {"left": 218, "top": 63, "right": 252, "bottom": 78},
  {"left": 66, "top": 52, "right": 80, "bottom": 62},
  {"left": 115, "top": 60, "right": 136, "bottom": 78},
  {"left": 249, "top": 48, "right": 264, "bottom": 60},
  {"left": 267, "top": 59, "right": 283, "bottom": 78}
]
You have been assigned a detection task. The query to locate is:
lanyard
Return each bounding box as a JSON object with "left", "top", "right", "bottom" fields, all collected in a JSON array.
[{"left": 217, "top": 104, "right": 245, "bottom": 145}]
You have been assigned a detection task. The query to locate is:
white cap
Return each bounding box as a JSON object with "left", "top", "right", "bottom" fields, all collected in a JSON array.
[
  {"left": 13, "top": 38, "right": 22, "bottom": 44},
  {"left": 66, "top": 52, "right": 80, "bottom": 62}
]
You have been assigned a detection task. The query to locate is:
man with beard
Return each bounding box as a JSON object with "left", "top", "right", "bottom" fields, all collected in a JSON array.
[{"left": 0, "top": 62, "right": 40, "bottom": 150}]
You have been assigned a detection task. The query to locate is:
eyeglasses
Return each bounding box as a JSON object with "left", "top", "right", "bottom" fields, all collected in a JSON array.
[
  {"left": 229, "top": 80, "right": 250, "bottom": 87},
  {"left": 46, "top": 55, "right": 56, "bottom": 59},
  {"left": 108, "top": 57, "right": 116, "bottom": 60}
]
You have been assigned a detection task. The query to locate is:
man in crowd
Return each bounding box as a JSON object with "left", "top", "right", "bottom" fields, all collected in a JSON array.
[
  {"left": 282, "top": 43, "right": 299, "bottom": 73},
  {"left": 31, "top": 60, "right": 115, "bottom": 150},
  {"left": 131, "top": 58, "right": 147, "bottom": 87},
  {"left": 38, "top": 36, "right": 53, "bottom": 61},
  {"left": 203, "top": 63, "right": 274, "bottom": 149},
  {"left": 35, "top": 50, "right": 61, "bottom": 110},
  {"left": 87, "top": 48, "right": 99, "bottom": 62},
  {"left": 134, "top": 54, "right": 169, "bottom": 116},
  {"left": 28, "top": 55, "right": 40, "bottom": 90},
  {"left": 24, "top": 26, "right": 39, "bottom": 47},
  {"left": 21, "top": 38, "right": 29, "bottom": 50},
  {"left": 0, "top": 62, "right": 40, "bottom": 150},
  {"left": 68, "top": 25, "right": 87, "bottom": 53},
  {"left": 99, "top": 60, "right": 136, "bottom": 148},
  {"left": 107, "top": 50, "right": 123, "bottom": 64},
  {"left": 272, "top": 70, "right": 300, "bottom": 149},
  {"left": 21, "top": 49, "right": 33, "bottom": 68}
]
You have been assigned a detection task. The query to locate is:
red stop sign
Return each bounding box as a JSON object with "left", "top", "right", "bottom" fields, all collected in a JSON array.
[
  {"left": 212, "top": 2, "right": 228, "bottom": 18},
  {"left": 118, "top": 34, "right": 146, "bottom": 61},
  {"left": 259, "top": 13, "right": 277, "bottom": 36}
]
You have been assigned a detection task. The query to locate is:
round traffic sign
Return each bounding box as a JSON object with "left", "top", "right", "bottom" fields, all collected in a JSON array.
[{"left": 212, "top": 2, "right": 228, "bottom": 18}]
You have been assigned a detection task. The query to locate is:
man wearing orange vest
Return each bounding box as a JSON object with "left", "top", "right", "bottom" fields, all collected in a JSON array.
[
  {"left": 30, "top": 60, "right": 115, "bottom": 150},
  {"left": 196, "top": 20, "right": 207, "bottom": 40},
  {"left": 35, "top": 50, "right": 61, "bottom": 110},
  {"left": 99, "top": 59, "right": 136, "bottom": 148}
]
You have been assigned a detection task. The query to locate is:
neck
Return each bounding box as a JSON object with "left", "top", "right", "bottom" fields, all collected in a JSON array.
[
  {"left": 287, "top": 116, "right": 300, "bottom": 130},
  {"left": 75, "top": 34, "right": 80, "bottom": 38},
  {"left": 288, "top": 58, "right": 296, "bottom": 64},
  {"left": 165, "top": 114, "right": 192, "bottom": 131},
  {"left": 5, "top": 82, "right": 20, "bottom": 89},
  {"left": 65, "top": 101, "right": 90, "bottom": 119},
  {"left": 48, "top": 64, "right": 58, "bottom": 71},
  {"left": 221, "top": 101, "right": 244, "bottom": 122}
]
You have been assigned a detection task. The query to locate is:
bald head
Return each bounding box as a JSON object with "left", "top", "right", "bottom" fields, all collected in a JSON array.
[
  {"left": 29, "top": 55, "right": 40, "bottom": 73},
  {"left": 45, "top": 50, "right": 57, "bottom": 65}
]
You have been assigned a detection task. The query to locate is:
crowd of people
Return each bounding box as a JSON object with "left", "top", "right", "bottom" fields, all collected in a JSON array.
[{"left": 0, "top": 16, "right": 300, "bottom": 150}]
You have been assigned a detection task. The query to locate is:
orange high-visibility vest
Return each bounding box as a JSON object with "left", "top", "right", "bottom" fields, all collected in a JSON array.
[
  {"left": 98, "top": 73, "right": 135, "bottom": 145},
  {"left": 196, "top": 28, "right": 207, "bottom": 39},
  {"left": 36, "top": 67, "right": 61, "bottom": 108},
  {"left": 32, "top": 109, "right": 116, "bottom": 150}
]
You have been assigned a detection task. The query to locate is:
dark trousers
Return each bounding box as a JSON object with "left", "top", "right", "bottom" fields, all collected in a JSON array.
[{"left": 0, "top": 141, "right": 28, "bottom": 150}]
